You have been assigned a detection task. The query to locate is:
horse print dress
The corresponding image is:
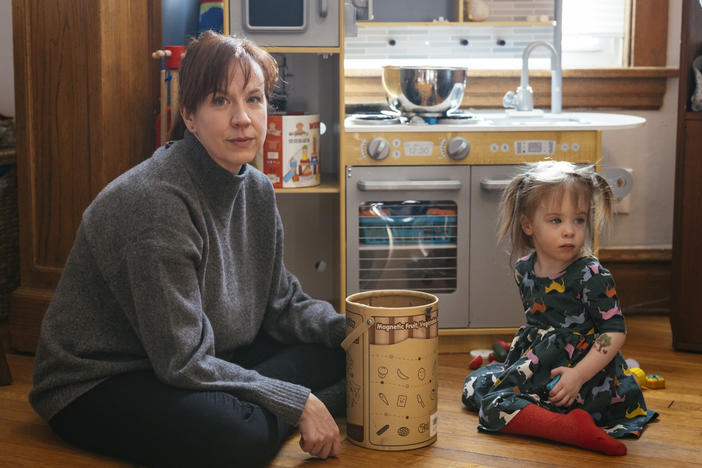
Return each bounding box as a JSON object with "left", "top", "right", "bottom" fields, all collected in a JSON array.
[{"left": 462, "top": 254, "right": 657, "bottom": 437}]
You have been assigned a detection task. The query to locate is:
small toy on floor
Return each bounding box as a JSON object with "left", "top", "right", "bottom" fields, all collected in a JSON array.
[
  {"left": 468, "top": 349, "right": 495, "bottom": 369},
  {"left": 625, "top": 359, "right": 666, "bottom": 389},
  {"left": 645, "top": 374, "right": 665, "bottom": 389},
  {"left": 468, "top": 341, "right": 512, "bottom": 369},
  {"left": 492, "top": 342, "right": 508, "bottom": 362}
]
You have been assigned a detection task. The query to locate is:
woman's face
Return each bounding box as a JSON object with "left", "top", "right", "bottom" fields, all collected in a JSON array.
[{"left": 182, "top": 59, "right": 267, "bottom": 174}]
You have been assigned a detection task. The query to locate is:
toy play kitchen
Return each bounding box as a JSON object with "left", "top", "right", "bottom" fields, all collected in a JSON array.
[{"left": 342, "top": 65, "right": 644, "bottom": 330}]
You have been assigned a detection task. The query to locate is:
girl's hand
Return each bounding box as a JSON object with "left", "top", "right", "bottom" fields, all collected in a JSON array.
[
  {"left": 298, "top": 393, "right": 341, "bottom": 459},
  {"left": 548, "top": 367, "right": 585, "bottom": 407}
]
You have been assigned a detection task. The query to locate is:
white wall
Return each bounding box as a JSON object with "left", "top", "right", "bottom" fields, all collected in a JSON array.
[
  {"left": 599, "top": 0, "right": 681, "bottom": 249},
  {"left": 0, "top": 0, "right": 14, "bottom": 117}
]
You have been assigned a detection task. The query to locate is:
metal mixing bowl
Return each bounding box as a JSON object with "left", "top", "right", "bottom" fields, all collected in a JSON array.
[{"left": 381, "top": 66, "right": 468, "bottom": 116}]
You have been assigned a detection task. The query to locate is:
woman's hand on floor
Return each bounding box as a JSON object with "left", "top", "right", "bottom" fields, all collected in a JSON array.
[{"left": 298, "top": 393, "right": 341, "bottom": 459}]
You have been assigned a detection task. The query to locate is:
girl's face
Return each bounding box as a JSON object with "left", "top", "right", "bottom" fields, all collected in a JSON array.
[
  {"left": 181, "top": 59, "right": 267, "bottom": 174},
  {"left": 521, "top": 190, "right": 589, "bottom": 276}
]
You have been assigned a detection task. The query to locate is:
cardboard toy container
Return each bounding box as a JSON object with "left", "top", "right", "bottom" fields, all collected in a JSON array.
[
  {"left": 341, "top": 290, "right": 439, "bottom": 451},
  {"left": 260, "top": 114, "right": 320, "bottom": 188}
]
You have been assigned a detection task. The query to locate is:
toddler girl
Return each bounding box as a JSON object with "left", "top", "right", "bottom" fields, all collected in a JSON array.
[{"left": 462, "top": 161, "right": 657, "bottom": 455}]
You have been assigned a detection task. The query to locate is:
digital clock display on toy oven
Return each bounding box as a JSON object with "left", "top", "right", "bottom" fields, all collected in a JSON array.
[{"left": 515, "top": 140, "right": 556, "bottom": 156}]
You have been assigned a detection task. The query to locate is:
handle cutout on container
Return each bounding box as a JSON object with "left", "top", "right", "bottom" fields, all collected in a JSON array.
[{"left": 341, "top": 317, "right": 375, "bottom": 350}]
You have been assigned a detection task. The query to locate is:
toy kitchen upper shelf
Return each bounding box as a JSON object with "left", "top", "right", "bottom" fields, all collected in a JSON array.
[
  {"left": 356, "top": 21, "right": 553, "bottom": 27},
  {"left": 353, "top": 0, "right": 554, "bottom": 26}
]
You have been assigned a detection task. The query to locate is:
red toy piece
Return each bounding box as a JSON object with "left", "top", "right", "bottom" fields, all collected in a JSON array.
[{"left": 469, "top": 355, "right": 483, "bottom": 370}]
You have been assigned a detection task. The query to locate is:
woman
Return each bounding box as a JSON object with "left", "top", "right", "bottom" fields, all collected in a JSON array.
[{"left": 30, "top": 31, "right": 346, "bottom": 467}]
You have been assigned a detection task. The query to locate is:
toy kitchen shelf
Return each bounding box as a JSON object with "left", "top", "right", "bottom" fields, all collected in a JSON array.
[
  {"left": 224, "top": 2, "right": 345, "bottom": 310},
  {"left": 354, "top": 0, "right": 553, "bottom": 25},
  {"left": 274, "top": 177, "right": 339, "bottom": 194},
  {"left": 355, "top": 21, "right": 552, "bottom": 27}
]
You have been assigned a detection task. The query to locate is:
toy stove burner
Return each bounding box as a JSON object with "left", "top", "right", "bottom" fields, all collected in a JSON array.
[
  {"left": 438, "top": 111, "right": 480, "bottom": 125},
  {"left": 348, "top": 113, "right": 402, "bottom": 125}
]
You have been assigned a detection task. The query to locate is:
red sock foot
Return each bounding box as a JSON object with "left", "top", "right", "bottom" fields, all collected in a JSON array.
[{"left": 501, "top": 405, "right": 626, "bottom": 456}]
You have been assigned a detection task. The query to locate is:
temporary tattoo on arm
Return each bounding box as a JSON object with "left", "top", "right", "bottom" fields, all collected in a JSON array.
[{"left": 594, "top": 334, "right": 612, "bottom": 354}]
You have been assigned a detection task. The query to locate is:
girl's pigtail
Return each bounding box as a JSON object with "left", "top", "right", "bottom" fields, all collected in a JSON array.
[
  {"left": 592, "top": 172, "right": 614, "bottom": 235},
  {"left": 498, "top": 173, "right": 528, "bottom": 264}
]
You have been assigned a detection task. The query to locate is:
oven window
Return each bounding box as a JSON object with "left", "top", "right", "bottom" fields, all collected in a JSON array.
[{"left": 358, "top": 201, "right": 457, "bottom": 294}]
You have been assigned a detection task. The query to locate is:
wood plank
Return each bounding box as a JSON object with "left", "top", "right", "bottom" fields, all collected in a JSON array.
[
  {"left": 631, "top": 0, "right": 669, "bottom": 66},
  {"left": 671, "top": 118, "right": 702, "bottom": 351},
  {"left": 597, "top": 249, "right": 672, "bottom": 316},
  {"left": 2, "top": 316, "right": 701, "bottom": 467},
  {"left": 671, "top": 1, "right": 702, "bottom": 353},
  {"left": 598, "top": 248, "right": 672, "bottom": 263}
]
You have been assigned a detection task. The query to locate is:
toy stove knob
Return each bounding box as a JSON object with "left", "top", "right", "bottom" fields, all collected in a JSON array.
[
  {"left": 367, "top": 137, "right": 390, "bottom": 161},
  {"left": 447, "top": 137, "right": 470, "bottom": 160}
]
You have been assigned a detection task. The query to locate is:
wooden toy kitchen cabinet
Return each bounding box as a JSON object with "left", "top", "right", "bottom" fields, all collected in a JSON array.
[{"left": 225, "top": 1, "right": 345, "bottom": 309}]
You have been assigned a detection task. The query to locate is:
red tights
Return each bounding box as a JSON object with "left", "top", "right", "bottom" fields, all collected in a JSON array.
[{"left": 501, "top": 404, "right": 626, "bottom": 455}]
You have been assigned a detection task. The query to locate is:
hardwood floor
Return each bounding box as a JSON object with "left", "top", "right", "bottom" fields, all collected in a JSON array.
[{"left": 1, "top": 315, "right": 700, "bottom": 467}]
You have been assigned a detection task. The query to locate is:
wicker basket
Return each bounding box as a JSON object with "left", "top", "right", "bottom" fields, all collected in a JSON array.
[{"left": 0, "top": 158, "right": 19, "bottom": 321}]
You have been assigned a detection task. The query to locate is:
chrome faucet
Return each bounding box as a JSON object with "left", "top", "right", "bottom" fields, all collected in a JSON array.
[{"left": 503, "top": 40, "right": 562, "bottom": 114}]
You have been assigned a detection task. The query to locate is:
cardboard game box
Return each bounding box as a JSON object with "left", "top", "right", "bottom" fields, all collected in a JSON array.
[{"left": 261, "top": 114, "right": 320, "bottom": 188}]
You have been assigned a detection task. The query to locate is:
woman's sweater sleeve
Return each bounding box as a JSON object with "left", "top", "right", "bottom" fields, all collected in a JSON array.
[{"left": 89, "top": 201, "right": 311, "bottom": 426}]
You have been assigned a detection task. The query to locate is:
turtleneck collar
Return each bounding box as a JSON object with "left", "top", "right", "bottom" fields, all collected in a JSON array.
[{"left": 178, "top": 130, "right": 249, "bottom": 210}]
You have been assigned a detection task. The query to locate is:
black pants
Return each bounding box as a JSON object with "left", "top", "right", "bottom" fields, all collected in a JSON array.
[{"left": 48, "top": 334, "right": 346, "bottom": 468}]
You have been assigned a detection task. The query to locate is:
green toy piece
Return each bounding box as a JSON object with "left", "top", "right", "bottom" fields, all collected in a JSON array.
[{"left": 492, "top": 342, "right": 507, "bottom": 362}]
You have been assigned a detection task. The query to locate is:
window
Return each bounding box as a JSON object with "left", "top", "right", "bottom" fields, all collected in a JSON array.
[{"left": 561, "top": 0, "right": 628, "bottom": 68}]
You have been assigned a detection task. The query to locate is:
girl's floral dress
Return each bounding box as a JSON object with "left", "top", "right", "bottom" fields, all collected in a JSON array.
[{"left": 462, "top": 254, "right": 658, "bottom": 437}]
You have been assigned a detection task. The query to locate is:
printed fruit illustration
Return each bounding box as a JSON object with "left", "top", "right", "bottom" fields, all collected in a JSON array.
[{"left": 397, "top": 368, "right": 410, "bottom": 380}]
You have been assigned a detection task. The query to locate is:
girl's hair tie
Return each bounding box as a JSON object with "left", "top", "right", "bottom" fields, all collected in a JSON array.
[
  {"left": 594, "top": 172, "right": 599, "bottom": 178},
  {"left": 519, "top": 173, "right": 529, "bottom": 188}
]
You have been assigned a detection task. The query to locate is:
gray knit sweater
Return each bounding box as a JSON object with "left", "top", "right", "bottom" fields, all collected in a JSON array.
[{"left": 29, "top": 131, "right": 346, "bottom": 426}]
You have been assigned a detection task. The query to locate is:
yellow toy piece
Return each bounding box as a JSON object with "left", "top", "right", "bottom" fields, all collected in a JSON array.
[
  {"left": 628, "top": 367, "right": 665, "bottom": 389},
  {"left": 645, "top": 374, "right": 666, "bottom": 389},
  {"left": 629, "top": 367, "right": 646, "bottom": 387}
]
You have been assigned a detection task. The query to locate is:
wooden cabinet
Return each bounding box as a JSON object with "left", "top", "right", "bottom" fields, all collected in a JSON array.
[
  {"left": 670, "top": 0, "right": 702, "bottom": 352},
  {"left": 9, "top": 0, "right": 162, "bottom": 352}
]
